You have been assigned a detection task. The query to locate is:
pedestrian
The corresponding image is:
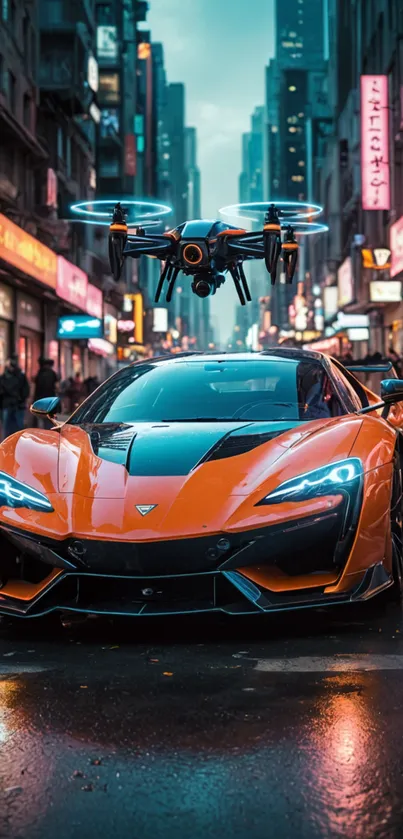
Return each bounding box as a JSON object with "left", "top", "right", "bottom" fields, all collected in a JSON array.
[
  {"left": 33, "top": 357, "right": 60, "bottom": 428},
  {"left": 84, "top": 375, "right": 99, "bottom": 397},
  {"left": 0, "top": 354, "right": 30, "bottom": 439},
  {"left": 67, "top": 372, "right": 84, "bottom": 412}
]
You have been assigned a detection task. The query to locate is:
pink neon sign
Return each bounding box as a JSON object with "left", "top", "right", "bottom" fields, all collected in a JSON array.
[
  {"left": 361, "top": 75, "right": 390, "bottom": 210},
  {"left": 57, "top": 256, "right": 88, "bottom": 310},
  {"left": 390, "top": 215, "right": 403, "bottom": 278},
  {"left": 86, "top": 283, "right": 103, "bottom": 319}
]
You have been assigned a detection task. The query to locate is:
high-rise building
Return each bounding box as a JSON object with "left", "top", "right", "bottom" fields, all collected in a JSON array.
[
  {"left": 165, "top": 83, "right": 187, "bottom": 228},
  {"left": 276, "top": 0, "right": 325, "bottom": 71},
  {"left": 239, "top": 107, "right": 266, "bottom": 204},
  {"left": 0, "top": 0, "right": 116, "bottom": 385},
  {"left": 265, "top": 0, "right": 329, "bottom": 335}
]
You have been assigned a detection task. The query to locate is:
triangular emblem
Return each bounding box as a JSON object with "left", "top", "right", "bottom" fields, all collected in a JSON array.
[{"left": 135, "top": 504, "right": 157, "bottom": 516}]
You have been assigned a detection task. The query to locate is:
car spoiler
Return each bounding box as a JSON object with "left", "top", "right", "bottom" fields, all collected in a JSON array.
[{"left": 345, "top": 362, "right": 394, "bottom": 373}]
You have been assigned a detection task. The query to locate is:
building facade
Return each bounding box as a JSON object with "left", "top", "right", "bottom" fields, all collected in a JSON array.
[
  {"left": 311, "top": 0, "right": 403, "bottom": 358},
  {"left": 0, "top": 0, "right": 116, "bottom": 394},
  {"left": 263, "top": 0, "right": 329, "bottom": 340}
]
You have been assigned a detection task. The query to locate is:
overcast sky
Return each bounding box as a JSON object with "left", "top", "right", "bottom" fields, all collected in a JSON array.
[{"left": 146, "top": 0, "right": 275, "bottom": 342}]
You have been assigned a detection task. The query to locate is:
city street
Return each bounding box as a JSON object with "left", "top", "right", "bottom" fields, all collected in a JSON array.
[{"left": 1, "top": 601, "right": 403, "bottom": 839}]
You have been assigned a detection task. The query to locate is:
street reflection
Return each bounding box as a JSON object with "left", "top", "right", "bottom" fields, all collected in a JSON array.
[
  {"left": 309, "top": 673, "right": 387, "bottom": 837},
  {"left": 0, "top": 679, "right": 18, "bottom": 744}
]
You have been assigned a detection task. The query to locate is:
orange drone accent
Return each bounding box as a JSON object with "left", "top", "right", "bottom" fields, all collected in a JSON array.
[{"left": 183, "top": 243, "right": 203, "bottom": 264}]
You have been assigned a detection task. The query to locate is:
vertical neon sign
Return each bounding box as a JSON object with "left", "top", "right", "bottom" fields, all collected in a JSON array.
[{"left": 361, "top": 75, "right": 390, "bottom": 211}]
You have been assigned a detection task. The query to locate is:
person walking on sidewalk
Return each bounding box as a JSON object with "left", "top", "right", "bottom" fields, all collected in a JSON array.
[
  {"left": 0, "top": 355, "right": 30, "bottom": 439},
  {"left": 33, "top": 358, "right": 60, "bottom": 428}
]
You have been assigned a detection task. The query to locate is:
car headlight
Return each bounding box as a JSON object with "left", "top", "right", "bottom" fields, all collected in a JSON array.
[
  {"left": 257, "top": 458, "right": 362, "bottom": 505},
  {"left": 0, "top": 471, "right": 54, "bottom": 512}
]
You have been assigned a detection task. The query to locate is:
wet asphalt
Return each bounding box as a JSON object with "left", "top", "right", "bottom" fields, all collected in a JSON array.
[{"left": 1, "top": 602, "right": 403, "bottom": 839}]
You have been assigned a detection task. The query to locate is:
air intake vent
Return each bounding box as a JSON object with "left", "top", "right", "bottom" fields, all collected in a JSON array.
[
  {"left": 205, "top": 431, "right": 285, "bottom": 462},
  {"left": 84, "top": 424, "right": 136, "bottom": 457}
]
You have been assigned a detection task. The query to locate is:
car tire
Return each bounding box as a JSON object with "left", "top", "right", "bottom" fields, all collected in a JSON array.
[{"left": 389, "top": 453, "right": 403, "bottom": 603}]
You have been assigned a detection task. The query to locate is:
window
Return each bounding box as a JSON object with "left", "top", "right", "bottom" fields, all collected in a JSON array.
[
  {"left": 2, "top": 0, "right": 8, "bottom": 22},
  {"left": 289, "top": 146, "right": 296, "bottom": 152},
  {"left": 9, "top": 0, "right": 15, "bottom": 31},
  {"left": 23, "top": 15, "right": 29, "bottom": 70},
  {"left": 6, "top": 71, "right": 15, "bottom": 113},
  {"left": 66, "top": 136, "right": 71, "bottom": 177},
  {"left": 100, "top": 108, "right": 119, "bottom": 137},
  {"left": 99, "top": 151, "right": 120, "bottom": 177},
  {"left": 99, "top": 72, "right": 120, "bottom": 104},
  {"left": 57, "top": 126, "right": 64, "bottom": 159},
  {"left": 23, "top": 93, "right": 31, "bottom": 129},
  {"left": 70, "top": 358, "right": 345, "bottom": 425}
]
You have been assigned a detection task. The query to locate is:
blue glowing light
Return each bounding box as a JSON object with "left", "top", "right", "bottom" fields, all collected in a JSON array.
[
  {"left": 219, "top": 201, "right": 324, "bottom": 222},
  {"left": 260, "top": 458, "right": 362, "bottom": 505},
  {"left": 70, "top": 199, "right": 173, "bottom": 226},
  {"left": 287, "top": 221, "right": 329, "bottom": 236},
  {"left": 0, "top": 471, "right": 53, "bottom": 512},
  {"left": 57, "top": 315, "right": 104, "bottom": 340}
]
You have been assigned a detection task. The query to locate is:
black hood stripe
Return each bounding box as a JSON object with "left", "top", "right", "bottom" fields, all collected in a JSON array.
[{"left": 83, "top": 421, "right": 301, "bottom": 476}]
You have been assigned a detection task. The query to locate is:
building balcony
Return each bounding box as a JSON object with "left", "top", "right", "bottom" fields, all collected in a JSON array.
[
  {"left": 39, "top": 0, "right": 95, "bottom": 33},
  {"left": 39, "top": 26, "right": 93, "bottom": 115},
  {"left": 0, "top": 98, "right": 48, "bottom": 160}
]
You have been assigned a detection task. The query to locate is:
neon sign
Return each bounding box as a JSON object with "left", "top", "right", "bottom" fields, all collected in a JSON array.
[{"left": 361, "top": 75, "right": 390, "bottom": 210}]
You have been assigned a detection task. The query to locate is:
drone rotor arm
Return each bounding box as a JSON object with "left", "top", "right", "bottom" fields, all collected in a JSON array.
[{"left": 124, "top": 238, "right": 175, "bottom": 259}]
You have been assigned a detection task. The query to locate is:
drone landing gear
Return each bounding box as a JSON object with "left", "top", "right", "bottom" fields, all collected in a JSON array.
[
  {"left": 228, "top": 263, "right": 251, "bottom": 306},
  {"left": 166, "top": 266, "right": 180, "bottom": 302},
  {"left": 154, "top": 262, "right": 180, "bottom": 303},
  {"left": 155, "top": 261, "right": 171, "bottom": 302}
]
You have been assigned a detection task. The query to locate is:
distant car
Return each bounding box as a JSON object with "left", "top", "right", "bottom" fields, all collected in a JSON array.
[{"left": 1, "top": 348, "right": 403, "bottom": 621}]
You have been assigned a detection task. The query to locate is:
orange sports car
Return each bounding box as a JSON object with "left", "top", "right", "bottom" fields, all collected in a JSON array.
[{"left": 1, "top": 348, "right": 403, "bottom": 621}]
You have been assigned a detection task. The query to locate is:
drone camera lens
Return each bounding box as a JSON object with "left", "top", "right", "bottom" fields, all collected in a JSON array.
[
  {"left": 183, "top": 244, "right": 203, "bottom": 265},
  {"left": 193, "top": 279, "right": 212, "bottom": 298}
]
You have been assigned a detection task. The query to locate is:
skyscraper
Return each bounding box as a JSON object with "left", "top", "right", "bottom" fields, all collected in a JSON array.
[
  {"left": 266, "top": 0, "right": 329, "bottom": 332},
  {"left": 276, "top": 0, "right": 325, "bottom": 71}
]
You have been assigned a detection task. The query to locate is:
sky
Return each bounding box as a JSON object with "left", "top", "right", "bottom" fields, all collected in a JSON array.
[{"left": 146, "top": 0, "right": 275, "bottom": 342}]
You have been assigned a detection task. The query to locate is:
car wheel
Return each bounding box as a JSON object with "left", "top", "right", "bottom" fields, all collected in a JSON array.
[{"left": 389, "top": 454, "right": 403, "bottom": 602}]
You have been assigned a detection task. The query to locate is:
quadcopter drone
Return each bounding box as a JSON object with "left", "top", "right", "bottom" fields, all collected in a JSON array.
[{"left": 71, "top": 199, "right": 327, "bottom": 305}]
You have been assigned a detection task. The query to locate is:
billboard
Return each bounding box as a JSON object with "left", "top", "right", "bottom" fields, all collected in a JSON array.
[
  {"left": 361, "top": 75, "right": 390, "bottom": 210},
  {"left": 57, "top": 256, "right": 88, "bottom": 310},
  {"left": 97, "top": 26, "right": 117, "bottom": 60},
  {"left": 370, "top": 281, "right": 402, "bottom": 303},
  {"left": 390, "top": 215, "right": 403, "bottom": 278},
  {"left": 153, "top": 308, "right": 168, "bottom": 332},
  {"left": 57, "top": 315, "right": 104, "bottom": 340},
  {"left": 0, "top": 213, "right": 57, "bottom": 288},
  {"left": 337, "top": 257, "right": 354, "bottom": 307},
  {"left": 86, "top": 284, "right": 103, "bottom": 319}
]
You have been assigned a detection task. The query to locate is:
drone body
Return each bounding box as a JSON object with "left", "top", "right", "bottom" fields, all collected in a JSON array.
[{"left": 108, "top": 203, "right": 299, "bottom": 305}]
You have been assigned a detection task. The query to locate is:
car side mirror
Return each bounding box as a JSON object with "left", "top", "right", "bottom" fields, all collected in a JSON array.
[
  {"left": 380, "top": 380, "right": 403, "bottom": 401},
  {"left": 30, "top": 396, "right": 61, "bottom": 418}
]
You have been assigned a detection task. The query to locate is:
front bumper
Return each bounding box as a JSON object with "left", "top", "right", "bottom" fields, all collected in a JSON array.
[{"left": 0, "top": 518, "right": 393, "bottom": 618}]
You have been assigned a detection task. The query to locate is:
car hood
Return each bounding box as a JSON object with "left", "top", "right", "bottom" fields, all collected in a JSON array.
[
  {"left": 57, "top": 418, "right": 332, "bottom": 499},
  {"left": 0, "top": 416, "right": 364, "bottom": 540}
]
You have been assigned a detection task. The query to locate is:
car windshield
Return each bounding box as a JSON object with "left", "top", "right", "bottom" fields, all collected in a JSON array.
[{"left": 70, "top": 358, "right": 345, "bottom": 424}]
